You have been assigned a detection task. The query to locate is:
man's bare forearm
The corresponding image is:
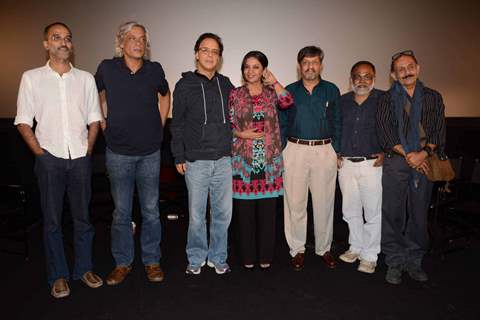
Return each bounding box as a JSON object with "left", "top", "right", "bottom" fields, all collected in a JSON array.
[
  {"left": 87, "top": 121, "right": 100, "bottom": 155},
  {"left": 158, "top": 90, "right": 171, "bottom": 127},
  {"left": 16, "top": 123, "right": 43, "bottom": 155}
]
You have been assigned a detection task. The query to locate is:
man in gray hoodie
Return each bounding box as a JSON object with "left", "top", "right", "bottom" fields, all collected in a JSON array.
[{"left": 170, "top": 33, "right": 234, "bottom": 275}]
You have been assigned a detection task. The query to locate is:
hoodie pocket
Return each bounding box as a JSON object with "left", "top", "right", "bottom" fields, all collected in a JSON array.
[{"left": 199, "top": 122, "right": 230, "bottom": 152}]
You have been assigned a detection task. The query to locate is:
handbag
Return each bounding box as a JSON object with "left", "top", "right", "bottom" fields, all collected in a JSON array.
[{"left": 425, "top": 153, "right": 455, "bottom": 182}]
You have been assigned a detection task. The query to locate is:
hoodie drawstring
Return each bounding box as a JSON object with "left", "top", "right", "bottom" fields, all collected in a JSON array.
[{"left": 199, "top": 77, "right": 226, "bottom": 125}]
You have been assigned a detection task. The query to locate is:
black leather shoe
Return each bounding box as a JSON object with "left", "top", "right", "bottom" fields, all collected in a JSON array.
[
  {"left": 406, "top": 266, "right": 428, "bottom": 282},
  {"left": 385, "top": 266, "right": 403, "bottom": 285}
]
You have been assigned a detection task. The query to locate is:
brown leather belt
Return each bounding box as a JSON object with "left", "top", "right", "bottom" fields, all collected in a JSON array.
[{"left": 288, "top": 137, "right": 332, "bottom": 146}]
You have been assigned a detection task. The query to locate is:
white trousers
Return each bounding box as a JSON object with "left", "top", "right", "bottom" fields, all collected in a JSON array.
[
  {"left": 283, "top": 141, "right": 337, "bottom": 257},
  {"left": 338, "top": 158, "right": 382, "bottom": 262}
]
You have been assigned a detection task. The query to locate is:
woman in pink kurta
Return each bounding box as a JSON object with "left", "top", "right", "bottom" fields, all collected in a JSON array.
[{"left": 229, "top": 51, "right": 293, "bottom": 269}]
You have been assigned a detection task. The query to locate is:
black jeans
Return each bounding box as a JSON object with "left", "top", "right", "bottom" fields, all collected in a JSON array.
[{"left": 381, "top": 155, "right": 433, "bottom": 268}]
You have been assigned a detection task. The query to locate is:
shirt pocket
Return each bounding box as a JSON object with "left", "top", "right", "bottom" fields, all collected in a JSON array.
[{"left": 311, "top": 97, "right": 327, "bottom": 119}]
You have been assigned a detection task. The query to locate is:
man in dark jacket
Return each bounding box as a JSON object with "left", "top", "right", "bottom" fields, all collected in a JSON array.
[{"left": 170, "top": 33, "right": 234, "bottom": 275}]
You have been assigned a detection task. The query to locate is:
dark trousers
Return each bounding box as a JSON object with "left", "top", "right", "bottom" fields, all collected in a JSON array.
[
  {"left": 381, "top": 155, "right": 433, "bottom": 268},
  {"left": 35, "top": 151, "right": 94, "bottom": 285},
  {"left": 233, "top": 198, "right": 277, "bottom": 265}
]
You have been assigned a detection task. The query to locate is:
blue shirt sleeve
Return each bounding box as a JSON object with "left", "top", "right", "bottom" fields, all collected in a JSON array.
[
  {"left": 94, "top": 60, "right": 106, "bottom": 92},
  {"left": 154, "top": 62, "right": 169, "bottom": 96}
]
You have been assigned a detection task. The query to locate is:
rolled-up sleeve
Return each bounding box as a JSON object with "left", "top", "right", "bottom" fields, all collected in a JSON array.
[
  {"left": 86, "top": 74, "right": 103, "bottom": 125},
  {"left": 14, "top": 73, "right": 35, "bottom": 127}
]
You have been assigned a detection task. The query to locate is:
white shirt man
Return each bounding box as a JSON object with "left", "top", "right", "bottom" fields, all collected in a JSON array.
[{"left": 15, "top": 22, "right": 103, "bottom": 298}]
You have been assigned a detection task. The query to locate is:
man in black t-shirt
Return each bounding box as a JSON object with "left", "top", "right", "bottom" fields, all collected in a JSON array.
[{"left": 95, "top": 21, "right": 170, "bottom": 286}]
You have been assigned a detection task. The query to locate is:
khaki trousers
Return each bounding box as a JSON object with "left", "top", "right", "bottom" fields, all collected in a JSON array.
[{"left": 283, "top": 141, "right": 337, "bottom": 257}]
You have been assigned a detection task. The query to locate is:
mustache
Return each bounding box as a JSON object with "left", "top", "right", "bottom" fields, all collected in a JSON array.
[
  {"left": 58, "top": 46, "right": 70, "bottom": 51},
  {"left": 402, "top": 74, "right": 414, "bottom": 80}
]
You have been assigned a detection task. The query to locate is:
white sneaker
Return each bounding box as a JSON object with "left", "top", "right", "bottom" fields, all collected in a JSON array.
[
  {"left": 339, "top": 250, "right": 360, "bottom": 263},
  {"left": 358, "top": 259, "right": 376, "bottom": 274},
  {"left": 185, "top": 261, "right": 206, "bottom": 275},
  {"left": 207, "top": 261, "right": 231, "bottom": 274}
]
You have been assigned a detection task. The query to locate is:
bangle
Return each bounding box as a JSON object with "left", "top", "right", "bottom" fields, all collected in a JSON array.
[{"left": 422, "top": 146, "right": 433, "bottom": 157}]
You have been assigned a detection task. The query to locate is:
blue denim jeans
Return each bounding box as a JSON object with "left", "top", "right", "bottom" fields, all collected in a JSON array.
[
  {"left": 184, "top": 156, "right": 232, "bottom": 267},
  {"left": 106, "top": 148, "right": 161, "bottom": 266},
  {"left": 34, "top": 151, "right": 94, "bottom": 286}
]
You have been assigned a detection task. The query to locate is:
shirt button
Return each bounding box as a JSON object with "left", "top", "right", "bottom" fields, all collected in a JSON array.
[
  {"left": 356, "top": 117, "right": 360, "bottom": 121},
  {"left": 354, "top": 130, "right": 358, "bottom": 134}
]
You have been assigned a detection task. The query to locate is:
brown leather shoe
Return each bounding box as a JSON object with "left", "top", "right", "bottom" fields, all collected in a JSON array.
[
  {"left": 81, "top": 271, "right": 103, "bottom": 288},
  {"left": 291, "top": 252, "right": 305, "bottom": 271},
  {"left": 320, "top": 251, "right": 336, "bottom": 269},
  {"left": 145, "top": 264, "right": 164, "bottom": 282},
  {"left": 51, "top": 278, "right": 70, "bottom": 298},
  {"left": 106, "top": 265, "right": 132, "bottom": 286}
]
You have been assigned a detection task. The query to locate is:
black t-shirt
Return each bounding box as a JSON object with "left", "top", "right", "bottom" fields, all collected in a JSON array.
[{"left": 95, "top": 57, "right": 169, "bottom": 156}]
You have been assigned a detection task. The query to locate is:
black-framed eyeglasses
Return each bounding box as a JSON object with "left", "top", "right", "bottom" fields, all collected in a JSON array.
[
  {"left": 391, "top": 50, "right": 415, "bottom": 61},
  {"left": 352, "top": 74, "right": 374, "bottom": 82}
]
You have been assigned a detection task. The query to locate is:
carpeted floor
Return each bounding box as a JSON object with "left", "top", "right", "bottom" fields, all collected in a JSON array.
[{"left": 1, "top": 196, "right": 479, "bottom": 320}]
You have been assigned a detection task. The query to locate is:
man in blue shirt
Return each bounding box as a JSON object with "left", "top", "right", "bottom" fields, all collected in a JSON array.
[
  {"left": 280, "top": 46, "right": 341, "bottom": 271},
  {"left": 337, "top": 61, "right": 384, "bottom": 274},
  {"left": 95, "top": 21, "right": 171, "bottom": 285}
]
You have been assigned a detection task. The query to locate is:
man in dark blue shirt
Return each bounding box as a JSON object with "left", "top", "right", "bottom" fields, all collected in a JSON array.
[
  {"left": 95, "top": 21, "right": 170, "bottom": 286},
  {"left": 280, "top": 46, "right": 340, "bottom": 271},
  {"left": 337, "top": 61, "right": 384, "bottom": 275}
]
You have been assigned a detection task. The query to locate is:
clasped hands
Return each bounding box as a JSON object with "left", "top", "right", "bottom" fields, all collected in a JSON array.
[{"left": 405, "top": 151, "right": 430, "bottom": 175}]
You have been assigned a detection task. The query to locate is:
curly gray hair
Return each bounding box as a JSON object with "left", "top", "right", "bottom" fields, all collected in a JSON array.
[{"left": 114, "top": 21, "right": 150, "bottom": 59}]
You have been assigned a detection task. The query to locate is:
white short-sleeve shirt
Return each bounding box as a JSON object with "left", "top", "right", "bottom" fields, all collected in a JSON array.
[{"left": 14, "top": 62, "right": 103, "bottom": 159}]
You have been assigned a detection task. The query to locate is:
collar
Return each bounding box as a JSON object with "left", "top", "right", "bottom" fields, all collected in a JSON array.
[
  {"left": 114, "top": 56, "right": 148, "bottom": 75},
  {"left": 44, "top": 60, "right": 75, "bottom": 78},
  {"left": 297, "top": 78, "right": 323, "bottom": 94},
  {"left": 349, "top": 88, "right": 380, "bottom": 104}
]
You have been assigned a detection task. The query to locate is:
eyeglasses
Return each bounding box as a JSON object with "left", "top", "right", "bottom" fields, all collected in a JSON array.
[
  {"left": 50, "top": 34, "right": 72, "bottom": 43},
  {"left": 352, "top": 74, "right": 374, "bottom": 82},
  {"left": 198, "top": 47, "right": 220, "bottom": 56},
  {"left": 391, "top": 50, "right": 415, "bottom": 61}
]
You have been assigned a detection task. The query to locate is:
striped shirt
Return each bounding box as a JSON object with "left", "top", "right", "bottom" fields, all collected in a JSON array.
[{"left": 376, "top": 85, "right": 446, "bottom": 154}]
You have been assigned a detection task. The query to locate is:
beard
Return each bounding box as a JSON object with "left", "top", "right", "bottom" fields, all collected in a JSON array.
[
  {"left": 352, "top": 81, "right": 374, "bottom": 96},
  {"left": 51, "top": 46, "right": 72, "bottom": 60},
  {"left": 303, "top": 72, "right": 318, "bottom": 80},
  {"left": 302, "top": 68, "right": 319, "bottom": 81}
]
